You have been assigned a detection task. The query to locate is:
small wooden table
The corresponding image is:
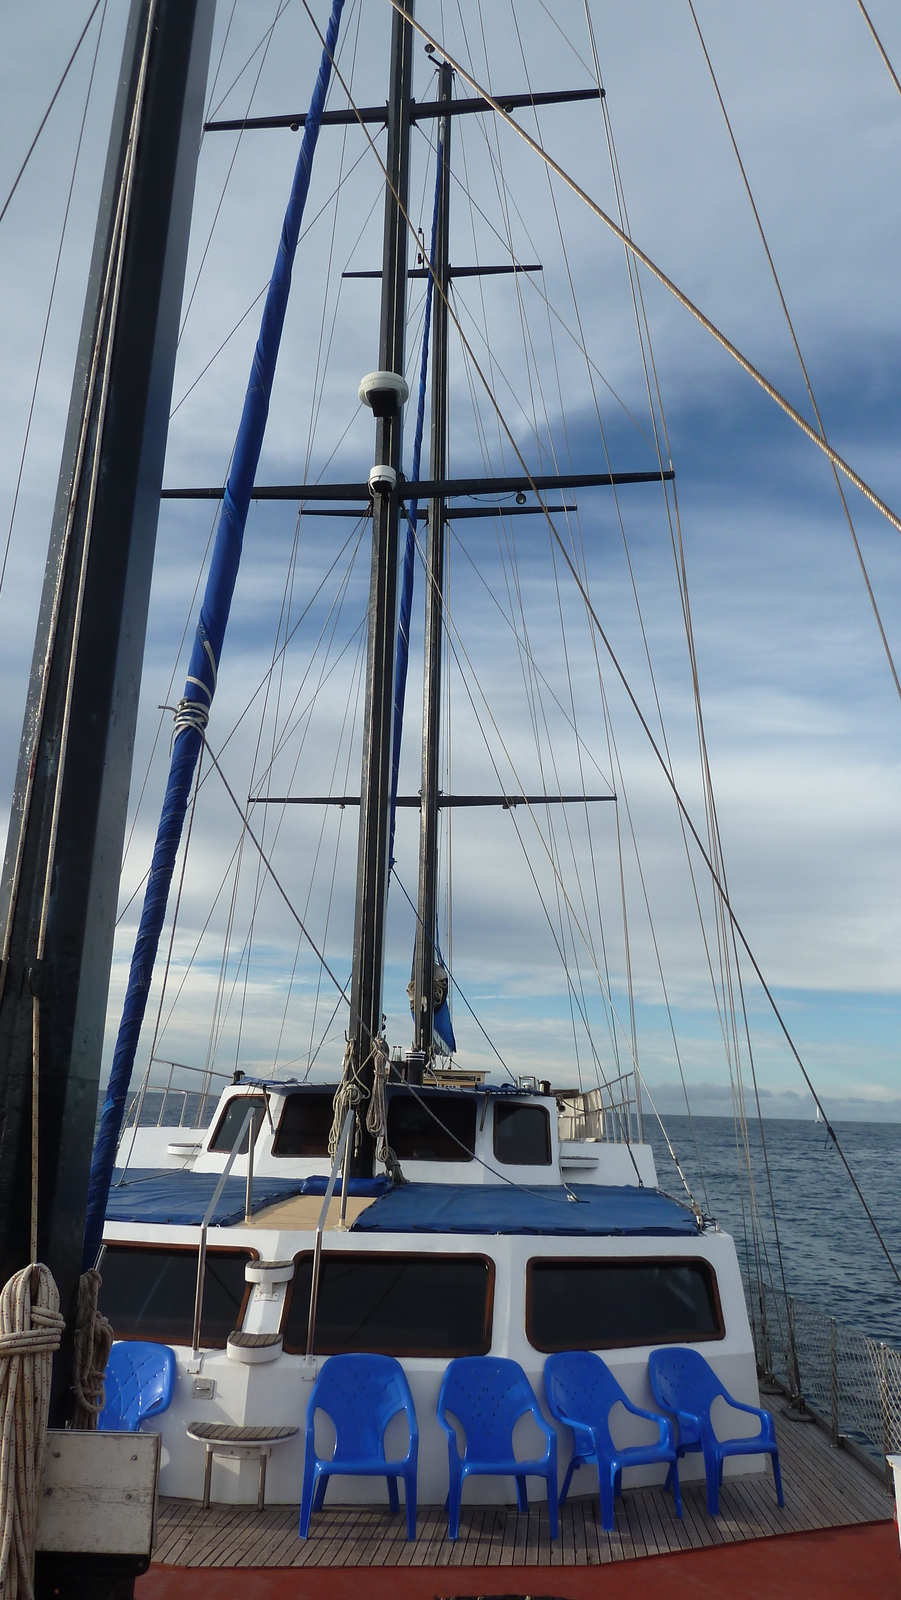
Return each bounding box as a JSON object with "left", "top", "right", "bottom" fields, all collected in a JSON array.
[{"left": 186, "top": 1421, "right": 298, "bottom": 1510}]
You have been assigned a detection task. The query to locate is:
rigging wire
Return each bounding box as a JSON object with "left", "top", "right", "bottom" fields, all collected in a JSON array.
[
  {"left": 387, "top": 3, "right": 901, "bottom": 542},
  {"left": 0, "top": 0, "right": 109, "bottom": 597},
  {"left": 301, "top": 14, "right": 901, "bottom": 1285},
  {"left": 0, "top": 0, "right": 104, "bottom": 230},
  {"left": 686, "top": 0, "right": 901, "bottom": 708},
  {"left": 854, "top": 0, "right": 901, "bottom": 100}
]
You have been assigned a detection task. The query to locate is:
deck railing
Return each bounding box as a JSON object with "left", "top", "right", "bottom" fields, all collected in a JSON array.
[
  {"left": 121, "top": 1056, "right": 231, "bottom": 1134},
  {"left": 749, "top": 1281, "right": 901, "bottom": 1478},
  {"left": 556, "top": 1072, "right": 643, "bottom": 1144}
]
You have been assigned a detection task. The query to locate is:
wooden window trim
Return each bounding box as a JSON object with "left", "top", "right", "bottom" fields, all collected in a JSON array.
[
  {"left": 281, "top": 1249, "right": 495, "bottom": 1357},
  {"left": 101, "top": 1241, "right": 258, "bottom": 1349},
  {"left": 525, "top": 1253, "right": 725, "bottom": 1353}
]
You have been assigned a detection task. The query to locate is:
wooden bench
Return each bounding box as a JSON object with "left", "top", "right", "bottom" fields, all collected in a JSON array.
[{"left": 186, "top": 1422, "right": 298, "bottom": 1510}]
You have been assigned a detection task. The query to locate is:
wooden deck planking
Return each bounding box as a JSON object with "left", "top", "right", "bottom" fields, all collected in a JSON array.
[{"left": 154, "top": 1411, "right": 892, "bottom": 1570}]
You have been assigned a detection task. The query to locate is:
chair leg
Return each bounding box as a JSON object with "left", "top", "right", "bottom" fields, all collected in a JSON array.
[
  {"left": 202, "top": 1448, "right": 213, "bottom": 1511},
  {"left": 668, "top": 1460, "right": 683, "bottom": 1519},
  {"left": 403, "top": 1468, "right": 417, "bottom": 1541},
  {"left": 387, "top": 1474, "right": 399, "bottom": 1514},
  {"left": 559, "top": 1454, "right": 581, "bottom": 1508},
  {"left": 515, "top": 1475, "right": 529, "bottom": 1513},
  {"left": 257, "top": 1452, "right": 268, "bottom": 1513},
  {"left": 299, "top": 1463, "right": 318, "bottom": 1539},
  {"left": 447, "top": 1466, "right": 462, "bottom": 1541},
  {"left": 771, "top": 1448, "right": 785, "bottom": 1508},
  {"left": 313, "top": 1472, "right": 329, "bottom": 1513},
  {"left": 599, "top": 1472, "right": 616, "bottom": 1533},
  {"left": 703, "top": 1447, "right": 720, "bottom": 1516},
  {"left": 546, "top": 1472, "right": 559, "bottom": 1541}
]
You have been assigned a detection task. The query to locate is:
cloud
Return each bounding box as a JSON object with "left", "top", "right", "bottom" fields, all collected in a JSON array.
[{"left": 2, "top": 2, "right": 901, "bottom": 1124}]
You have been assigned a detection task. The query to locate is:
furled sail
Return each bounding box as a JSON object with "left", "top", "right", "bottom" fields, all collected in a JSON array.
[{"left": 83, "top": 0, "right": 347, "bottom": 1267}]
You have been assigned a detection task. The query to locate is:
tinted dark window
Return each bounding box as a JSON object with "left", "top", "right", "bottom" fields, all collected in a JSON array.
[
  {"left": 99, "top": 1246, "right": 253, "bottom": 1348},
  {"left": 208, "top": 1095, "right": 266, "bottom": 1153},
  {"left": 527, "top": 1258, "right": 723, "bottom": 1351},
  {"left": 494, "top": 1102, "right": 551, "bottom": 1165},
  {"left": 273, "top": 1092, "right": 333, "bottom": 1156},
  {"left": 284, "top": 1252, "right": 493, "bottom": 1356},
  {"left": 387, "top": 1092, "right": 476, "bottom": 1161}
]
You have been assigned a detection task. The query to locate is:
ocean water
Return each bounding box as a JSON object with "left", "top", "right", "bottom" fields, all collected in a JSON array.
[
  {"left": 646, "top": 1115, "right": 901, "bottom": 1347},
  {"left": 128, "top": 1092, "right": 901, "bottom": 1347}
]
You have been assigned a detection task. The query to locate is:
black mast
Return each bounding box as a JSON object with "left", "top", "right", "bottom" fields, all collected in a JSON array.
[
  {"left": 412, "top": 60, "right": 453, "bottom": 1058},
  {"left": 0, "top": 0, "right": 214, "bottom": 1418},
  {"left": 349, "top": 0, "right": 414, "bottom": 1172}
]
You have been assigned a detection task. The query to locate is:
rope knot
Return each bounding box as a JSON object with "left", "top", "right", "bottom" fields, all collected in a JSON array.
[{"left": 172, "top": 697, "right": 210, "bottom": 740}]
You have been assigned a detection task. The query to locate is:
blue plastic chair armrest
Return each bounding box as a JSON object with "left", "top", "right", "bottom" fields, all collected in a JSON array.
[
  {"left": 527, "top": 1400, "right": 557, "bottom": 1460},
  {"left": 620, "top": 1396, "right": 675, "bottom": 1439},
  {"left": 437, "top": 1407, "right": 463, "bottom": 1457},
  {"left": 717, "top": 1397, "right": 773, "bottom": 1439}
]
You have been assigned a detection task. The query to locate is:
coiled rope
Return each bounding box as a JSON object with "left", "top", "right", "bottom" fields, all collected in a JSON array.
[
  {"left": 365, "top": 1044, "right": 404, "bottom": 1186},
  {"left": 0, "top": 1265, "right": 64, "bottom": 1600},
  {"left": 71, "top": 1268, "right": 113, "bottom": 1431}
]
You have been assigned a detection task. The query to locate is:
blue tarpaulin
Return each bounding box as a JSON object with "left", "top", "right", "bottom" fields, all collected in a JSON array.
[
  {"left": 350, "top": 1183, "right": 700, "bottom": 1237},
  {"left": 104, "top": 1170, "right": 389, "bottom": 1227}
]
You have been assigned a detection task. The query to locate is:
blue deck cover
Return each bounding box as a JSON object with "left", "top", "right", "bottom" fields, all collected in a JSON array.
[
  {"left": 105, "top": 1170, "right": 389, "bottom": 1227},
  {"left": 351, "top": 1183, "right": 700, "bottom": 1237}
]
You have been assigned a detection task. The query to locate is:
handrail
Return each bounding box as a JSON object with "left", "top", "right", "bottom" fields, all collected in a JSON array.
[
  {"left": 191, "top": 1101, "right": 257, "bottom": 1356},
  {"left": 305, "top": 1110, "right": 354, "bottom": 1360}
]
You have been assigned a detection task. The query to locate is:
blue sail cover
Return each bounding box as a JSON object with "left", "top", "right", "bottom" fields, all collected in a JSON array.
[
  {"left": 83, "top": 0, "right": 347, "bottom": 1270},
  {"left": 104, "top": 1170, "right": 389, "bottom": 1227},
  {"left": 350, "top": 1183, "right": 701, "bottom": 1237}
]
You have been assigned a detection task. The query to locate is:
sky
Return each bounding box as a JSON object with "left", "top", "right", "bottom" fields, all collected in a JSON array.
[{"left": 2, "top": 0, "right": 901, "bottom": 1126}]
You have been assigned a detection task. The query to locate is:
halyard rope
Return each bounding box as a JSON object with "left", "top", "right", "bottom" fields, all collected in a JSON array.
[
  {"left": 0, "top": 1266, "right": 64, "bottom": 1600},
  {"left": 70, "top": 1269, "right": 113, "bottom": 1431}
]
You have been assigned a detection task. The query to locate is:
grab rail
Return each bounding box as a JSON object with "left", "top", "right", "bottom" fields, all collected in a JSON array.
[
  {"left": 305, "top": 1110, "right": 354, "bottom": 1360},
  {"left": 191, "top": 1101, "right": 257, "bottom": 1357}
]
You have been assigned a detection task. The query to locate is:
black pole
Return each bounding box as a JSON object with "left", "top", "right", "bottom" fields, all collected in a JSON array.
[
  {"left": 413, "top": 61, "right": 452, "bottom": 1057},
  {"left": 348, "top": 0, "right": 414, "bottom": 1172},
  {"left": 0, "top": 0, "right": 214, "bottom": 1426}
]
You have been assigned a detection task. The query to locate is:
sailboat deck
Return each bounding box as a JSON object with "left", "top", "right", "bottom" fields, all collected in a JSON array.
[{"left": 152, "top": 1404, "right": 891, "bottom": 1570}]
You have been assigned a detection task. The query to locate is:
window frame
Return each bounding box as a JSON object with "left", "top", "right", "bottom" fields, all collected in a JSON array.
[
  {"left": 281, "top": 1248, "right": 496, "bottom": 1357},
  {"left": 385, "top": 1088, "right": 478, "bottom": 1163},
  {"left": 492, "top": 1100, "right": 552, "bottom": 1166},
  {"left": 525, "top": 1253, "right": 725, "bottom": 1353},
  {"left": 99, "top": 1241, "right": 258, "bottom": 1349},
  {"left": 207, "top": 1093, "right": 268, "bottom": 1154},
  {"left": 272, "top": 1090, "right": 335, "bottom": 1158}
]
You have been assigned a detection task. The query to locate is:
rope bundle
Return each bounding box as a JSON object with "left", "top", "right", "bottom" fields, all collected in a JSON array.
[
  {"left": 0, "top": 1264, "right": 64, "bottom": 1600},
  {"left": 366, "top": 1044, "right": 404, "bottom": 1186},
  {"left": 71, "top": 1269, "right": 113, "bottom": 1431}
]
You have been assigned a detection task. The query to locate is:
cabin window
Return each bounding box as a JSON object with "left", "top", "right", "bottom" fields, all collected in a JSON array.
[
  {"left": 98, "top": 1245, "right": 254, "bottom": 1348},
  {"left": 283, "top": 1252, "right": 493, "bottom": 1356},
  {"left": 208, "top": 1094, "right": 267, "bottom": 1154},
  {"left": 526, "top": 1257, "right": 724, "bottom": 1351},
  {"left": 494, "top": 1102, "right": 551, "bottom": 1166},
  {"left": 386, "top": 1091, "right": 476, "bottom": 1161},
  {"left": 273, "top": 1092, "right": 334, "bottom": 1157}
]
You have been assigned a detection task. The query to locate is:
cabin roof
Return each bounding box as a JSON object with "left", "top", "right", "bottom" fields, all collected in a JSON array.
[
  {"left": 105, "top": 1169, "right": 389, "bottom": 1226},
  {"left": 351, "top": 1182, "right": 700, "bottom": 1237}
]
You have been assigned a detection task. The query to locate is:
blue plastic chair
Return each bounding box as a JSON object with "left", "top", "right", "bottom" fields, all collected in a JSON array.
[
  {"left": 98, "top": 1341, "right": 176, "bottom": 1432},
  {"left": 649, "top": 1347, "right": 784, "bottom": 1515},
  {"left": 544, "top": 1350, "right": 682, "bottom": 1530},
  {"left": 437, "top": 1356, "right": 559, "bottom": 1540},
  {"left": 299, "top": 1354, "right": 419, "bottom": 1540}
]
